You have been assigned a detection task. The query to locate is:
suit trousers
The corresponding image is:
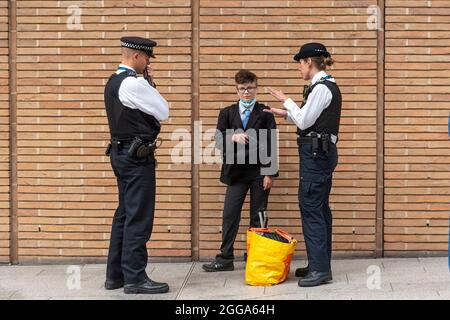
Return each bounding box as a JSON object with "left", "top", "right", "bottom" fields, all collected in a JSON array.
[{"left": 216, "top": 175, "right": 268, "bottom": 264}]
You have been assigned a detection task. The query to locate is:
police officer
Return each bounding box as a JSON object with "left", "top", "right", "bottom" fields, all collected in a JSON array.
[
  {"left": 265, "top": 43, "right": 342, "bottom": 287},
  {"left": 104, "top": 36, "right": 169, "bottom": 294}
]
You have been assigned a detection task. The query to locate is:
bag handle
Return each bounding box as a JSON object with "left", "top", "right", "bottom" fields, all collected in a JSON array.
[
  {"left": 249, "top": 227, "right": 270, "bottom": 233},
  {"left": 249, "top": 227, "right": 295, "bottom": 243},
  {"left": 274, "top": 228, "right": 295, "bottom": 242}
]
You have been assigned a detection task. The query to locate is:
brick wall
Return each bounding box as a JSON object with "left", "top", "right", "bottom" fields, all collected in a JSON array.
[
  {"left": 0, "top": 0, "right": 448, "bottom": 264},
  {"left": 384, "top": 0, "right": 450, "bottom": 255},
  {"left": 15, "top": 0, "right": 192, "bottom": 263},
  {"left": 199, "top": 0, "right": 379, "bottom": 259},
  {"left": 0, "top": 0, "right": 9, "bottom": 263}
]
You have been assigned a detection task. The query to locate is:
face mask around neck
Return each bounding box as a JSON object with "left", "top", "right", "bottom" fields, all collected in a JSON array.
[{"left": 240, "top": 98, "right": 256, "bottom": 108}]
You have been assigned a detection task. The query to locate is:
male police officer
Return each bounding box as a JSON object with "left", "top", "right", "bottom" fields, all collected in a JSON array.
[{"left": 104, "top": 36, "right": 169, "bottom": 294}]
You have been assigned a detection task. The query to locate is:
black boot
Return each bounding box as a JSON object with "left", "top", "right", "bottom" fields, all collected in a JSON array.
[
  {"left": 295, "top": 266, "right": 309, "bottom": 278},
  {"left": 104, "top": 278, "right": 124, "bottom": 290},
  {"left": 202, "top": 261, "right": 234, "bottom": 272},
  {"left": 124, "top": 278, "right": 169, "bottom": 294},
  {"left": 298, "top": 271, "right": 332, "bottom": 287}
]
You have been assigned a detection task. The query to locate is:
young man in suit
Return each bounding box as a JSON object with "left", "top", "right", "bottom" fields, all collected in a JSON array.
[{"left": 202, "top": 69, "right": 278, "bottom": 272}]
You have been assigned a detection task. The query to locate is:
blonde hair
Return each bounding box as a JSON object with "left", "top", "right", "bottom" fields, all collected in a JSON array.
[{"left": 309, "top": 55, "right": 335, "bottom": 70}]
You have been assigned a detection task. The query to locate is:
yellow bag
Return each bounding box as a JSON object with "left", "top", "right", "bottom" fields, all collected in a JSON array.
[{"left": 245, "top": 227, "right": 297, "bottom": 286}]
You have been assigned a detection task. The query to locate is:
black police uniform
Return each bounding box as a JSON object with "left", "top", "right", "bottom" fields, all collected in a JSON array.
[
  {"left": 292, "top": 43, "right": 342, "bottom": 283},
  {"left": 298, "top": 78, "right": 341, "bottom": 274},
  {"left": 104, "top": 37, "right": 166, "bottom": 292}
]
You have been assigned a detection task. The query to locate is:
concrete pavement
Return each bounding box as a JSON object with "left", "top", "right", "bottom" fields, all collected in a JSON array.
[{"left": 0, "top": 257, "right": 449, "bottom": 300}]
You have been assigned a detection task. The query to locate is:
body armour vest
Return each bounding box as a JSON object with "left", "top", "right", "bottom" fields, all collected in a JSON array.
[
  {"left": 104, "top": 70, "right": 161, "bottom": 141},
  {"left": 297, "top": 78, "right": 342, "bottom": 137}
]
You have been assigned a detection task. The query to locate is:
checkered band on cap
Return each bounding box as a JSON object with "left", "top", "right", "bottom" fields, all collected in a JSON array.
[{"left": 121, "top": 41, "right": 154, "bottom": 52}]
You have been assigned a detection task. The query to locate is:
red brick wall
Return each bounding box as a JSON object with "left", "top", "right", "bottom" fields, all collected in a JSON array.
[
  {"left": 384, "top": 0, "right": 450, "bottom": 255},
  {"left": 0, "top": 0, "right": 9, "bottom": 263},
  {"left": 0, "top": 0, "right": 448, "bottom": 263}
]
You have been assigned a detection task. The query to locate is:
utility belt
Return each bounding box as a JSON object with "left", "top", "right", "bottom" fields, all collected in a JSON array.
[
  {"left": 105, "top": 136, "right": 161, "bottom": 159},
  {"left": 297, "top": 132, "right": 336, "bottom": 158}
]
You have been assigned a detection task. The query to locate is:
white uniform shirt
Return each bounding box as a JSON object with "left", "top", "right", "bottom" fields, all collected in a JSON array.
[
  {"left": 284, "top": 70, "right": 337, "bottom": 143},
  {"left": 117, "top": 64, "right": 169, "bottom": 121}
]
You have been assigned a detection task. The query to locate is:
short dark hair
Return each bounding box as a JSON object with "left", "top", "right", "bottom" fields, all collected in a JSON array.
[{"left": 235, "top": 69, "right": 258, "bottom": 85}]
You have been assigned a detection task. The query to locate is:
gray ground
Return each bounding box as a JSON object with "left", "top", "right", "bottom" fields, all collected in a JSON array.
[{"left": 0, "top": 257, "right": 449, "bottom": 300}]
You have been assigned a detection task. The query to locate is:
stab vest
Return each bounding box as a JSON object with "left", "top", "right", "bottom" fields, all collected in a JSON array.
[
  {"left": 297, "top": 78, "right": 342, "bottom": 137},
  {"left": 104, "top": 70, "right": 161, "bottom": 141}
]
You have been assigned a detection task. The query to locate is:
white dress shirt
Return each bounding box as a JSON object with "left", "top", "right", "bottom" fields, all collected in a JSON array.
[
  {"left": 284, "top": 70, "right": 337, "bottom": 143},
  {"left": 117, "top": 64, "right": 169, "bottom": 122}
]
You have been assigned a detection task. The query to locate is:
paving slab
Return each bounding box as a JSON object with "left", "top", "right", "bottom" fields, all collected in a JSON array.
[{"left": 0, "top": 258, "right": 448, "bottom": 300}]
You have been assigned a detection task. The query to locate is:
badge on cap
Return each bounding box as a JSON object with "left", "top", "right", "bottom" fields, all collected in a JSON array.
[{"left": 294, "top": 42, "right": 330, "bottom": 62}]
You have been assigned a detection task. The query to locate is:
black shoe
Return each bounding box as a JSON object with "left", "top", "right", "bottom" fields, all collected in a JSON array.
[
  {"left": 124, "top": 278, "right": 169, "bottom": 294},
  {"left": 295, "top": 266, "right": 309, "bottom": 278},
  {"left": 104, "top": 279, "right": 124, "bottom": 290},
  {"left": 202, "top": 261, "right": 234, "bottom": 272},
  {"left": 298, "top": 271, "right": 332, "bottom": 287}
]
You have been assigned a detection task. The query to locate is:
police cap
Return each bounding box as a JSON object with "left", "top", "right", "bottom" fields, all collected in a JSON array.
[
  {"left": 293, "top": 42, "right": 330, "bottom": 62},
  {"left": 120, "top": 36, "right": 157, "bottom": 58}
]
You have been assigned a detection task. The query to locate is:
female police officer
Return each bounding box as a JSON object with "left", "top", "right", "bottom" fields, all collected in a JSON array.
[{"left": 264, "top": 43, "right": 342, "bottom": 287}]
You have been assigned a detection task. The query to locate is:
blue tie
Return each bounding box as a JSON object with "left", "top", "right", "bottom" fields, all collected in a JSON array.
[{"left": 242, "top": 108, "right": 251, "bottom": 129}]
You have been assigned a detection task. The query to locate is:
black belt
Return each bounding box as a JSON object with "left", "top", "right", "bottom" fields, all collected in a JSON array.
[
  {"left": 297, "top": 136, "right": 315, "bottom": 145},
  {"left": 297, "top": 133, "right": 334, "bottom": 158},
  {"left": 297, "top": 136, "right": 327, "bottom": 145},
  {"left": 297, "top": 134, "right": 336, "bottom": 145},
  {"left": 111, "top": 139, "right": 136, "bottom": 150},
  {"left": 106, "top": 137, "right": 158, "bottom": 159}
]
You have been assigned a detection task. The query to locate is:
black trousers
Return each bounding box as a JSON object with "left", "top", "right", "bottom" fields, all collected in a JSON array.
[
  {"left": 106, "top": 147, "right": 156, "bottom": 284},
  {"left": 299, "top": 143, "right": 338, "bottom": 273},
  {"left": 216, "top": 176, "right": 268, "bottom": 264}
]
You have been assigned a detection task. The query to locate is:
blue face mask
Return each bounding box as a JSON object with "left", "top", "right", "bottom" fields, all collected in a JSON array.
[{"left": 240, "top": 98, "right": 256, "bottom": 108}]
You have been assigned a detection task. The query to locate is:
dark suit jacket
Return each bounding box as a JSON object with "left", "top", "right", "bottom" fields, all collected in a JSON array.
[{"left": 215, "top": 101, "right": 279, "bottom": 185}]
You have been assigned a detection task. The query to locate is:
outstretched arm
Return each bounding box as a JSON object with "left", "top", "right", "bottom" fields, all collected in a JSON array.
[{"left": 263, "top": 87, "right": 289, "bottom": 118}]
